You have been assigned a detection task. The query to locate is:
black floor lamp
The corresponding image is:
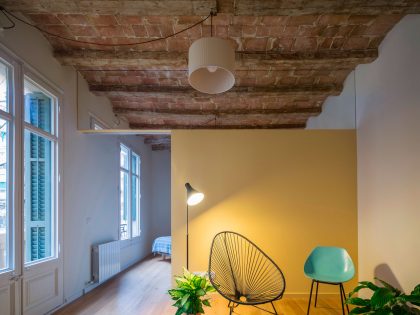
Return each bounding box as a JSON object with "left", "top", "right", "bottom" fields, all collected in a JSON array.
[{"left": 185, "top": 183, "right": 204, "bottom": 270}]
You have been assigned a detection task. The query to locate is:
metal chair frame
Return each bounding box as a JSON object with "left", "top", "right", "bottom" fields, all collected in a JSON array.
[
  {"left": 209, "top": 231, "right": 286, "bottom": 315},
  {"left": 307, "top": 280, "right": 350, "bottom": 315}
]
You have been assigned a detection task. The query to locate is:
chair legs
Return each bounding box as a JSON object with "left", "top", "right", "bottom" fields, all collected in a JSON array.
[
  {"left": 229, "top": 301, "right": 279, "bottom": 315},
  {"left": 307, "top": 280, "right": 315, "bottom": 315},
  {"left": 271, "top": 301, "right": 278, "bottom": 315},
  {"left": 307, "top": 281, "right": 348, "bottom": 315},
  {"left": 228, "top": 301, "right": 234, "bottom": 315},
  {"left": 339, "top": 283, "right": 346, "bottom": 315},
  {"left": 340, "top": 283, "right": 350, "bottom": 313}
]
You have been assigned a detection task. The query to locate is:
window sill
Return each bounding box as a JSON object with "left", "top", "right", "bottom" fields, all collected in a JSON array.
[{"left": 120, "top": 235, "right": 141, "bottom": 249}]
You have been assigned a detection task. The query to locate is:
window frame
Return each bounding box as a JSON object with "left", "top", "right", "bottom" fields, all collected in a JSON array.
[
  {"left": 118, "top": 143, "right": 141, "bottom": 241},
  {"left": 22, "top": 67, "right": 62, "bottom": 267},
  {"left": 0, "top": 45, "right": 63, "bottom": 276},
  {"left": 0, "top": 55, "right": 14, "bottom": 272}
]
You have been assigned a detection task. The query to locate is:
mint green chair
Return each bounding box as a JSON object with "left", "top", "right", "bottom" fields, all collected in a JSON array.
[{"left": 304, "top": 246, "right": 355, "bottom": 315}]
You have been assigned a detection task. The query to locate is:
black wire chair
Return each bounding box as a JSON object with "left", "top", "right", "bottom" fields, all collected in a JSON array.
[{"left": 208, "top": 231, "right": 286, "bottom": 315}]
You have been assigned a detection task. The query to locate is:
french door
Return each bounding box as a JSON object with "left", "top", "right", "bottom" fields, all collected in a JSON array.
[{"left": 0, "top": 48, "right": 63, "bottom": 315}]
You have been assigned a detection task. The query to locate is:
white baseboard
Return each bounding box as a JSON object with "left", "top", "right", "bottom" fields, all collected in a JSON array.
[
  {"left": 46, "top": 290, "right": 83, "bottom": 314},
  {"left": 83, "top": 282, "right": 101, "bottom": 294}
]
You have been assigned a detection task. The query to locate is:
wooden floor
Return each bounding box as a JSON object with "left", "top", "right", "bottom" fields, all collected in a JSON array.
[{"left": 54, "top": 256, "right": 347, "bottom": 315}]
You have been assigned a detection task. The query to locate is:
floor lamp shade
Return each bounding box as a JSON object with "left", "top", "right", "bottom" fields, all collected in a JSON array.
[
  {"left": 188, "top": 37, "right": 235, "bottom": 94},
  {"left": 185, "top": 183, "right": 204, "bottom": 206}
]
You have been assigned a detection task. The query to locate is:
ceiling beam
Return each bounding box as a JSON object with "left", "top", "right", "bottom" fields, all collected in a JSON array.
[
  {"left": 1, "top": 0, "right": 216, "bottom": 15},
  {"left": 144, "top": 135, "right": 171, "bottom": 145},
  {"left": 234, "top": 0, "right": 420, "bottom": 15},
  {"left": 115, "top": 106, "right": 322, "bottom": 116},
  {"left": 151, "top": 143, "right": 171, "bottom": 151},
  {"left": 126, "top": 111, "right": 313, "bottom": 129},
  {"left": 130, "top": 122, "right": 307, "bottom": 129},
  {"left": 3, "top": 0, "right": 419, "bottom": 15},
  {"left": 55, "top": 49, "right": 378, "bottom": 70},
  {"left": 91, "top": 84, "right": 342, "bottom": 96}
]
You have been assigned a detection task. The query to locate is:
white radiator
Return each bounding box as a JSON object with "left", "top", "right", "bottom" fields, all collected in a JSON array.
[{"left": 92, "top": 240, "right": 121, "bottom": 283}]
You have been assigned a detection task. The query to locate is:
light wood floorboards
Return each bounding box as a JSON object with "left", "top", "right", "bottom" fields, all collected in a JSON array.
[{"left": 54, "top": 256, "right": 347, "bottom": 315}]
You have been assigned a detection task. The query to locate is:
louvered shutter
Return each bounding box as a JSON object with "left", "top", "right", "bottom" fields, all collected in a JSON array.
[
  {"left": 24, "top": 93, "right": 52, "bottom": 262},
  {"left": 131, "top": 176, "right": 136, "bottom": 220}
]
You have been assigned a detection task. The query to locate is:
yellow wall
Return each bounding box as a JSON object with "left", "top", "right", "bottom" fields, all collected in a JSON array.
[{"left": 171, "top": 130, "right": 358, "bottom": 294}]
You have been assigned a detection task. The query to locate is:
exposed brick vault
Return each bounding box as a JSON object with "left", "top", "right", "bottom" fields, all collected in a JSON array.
[{"left": 2, "top": 1, "right": 420, "bottom": 150}]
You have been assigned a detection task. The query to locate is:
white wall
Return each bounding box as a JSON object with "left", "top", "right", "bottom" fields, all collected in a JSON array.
[
  {"left": 355, "top": 15, "right": 420, "bottom": 293},
  {"left": 76, "top": 71, "right": 129, "bottom": 130},
  {"left": 151, "top": 150, "right": 171, "bottom": 239},
  {"left": 0, "top": 16, "right": 169, "bottom": 305},
  {"left": 306, "top": 71, "right": 356, "bottom": 129},
  {"left": 321, "top": 14, "right": 420, "bottom": 293}
]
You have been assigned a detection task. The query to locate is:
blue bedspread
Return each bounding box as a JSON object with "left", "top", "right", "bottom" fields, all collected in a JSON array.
[{"left": 152, "top": 236, "right": 171, "bottom": 256}]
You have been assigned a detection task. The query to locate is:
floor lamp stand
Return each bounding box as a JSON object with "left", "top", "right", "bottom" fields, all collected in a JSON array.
[{"left": 186, "top": 204, "right": 189, "bottom": 270}]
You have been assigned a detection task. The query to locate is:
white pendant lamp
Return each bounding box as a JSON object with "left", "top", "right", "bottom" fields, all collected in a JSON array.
[
  {"left": 188, "top": 37, "right": 235, "bottom": 94},
  {"left": 188, "top": 14, "right": 235, "bottom": 94}
]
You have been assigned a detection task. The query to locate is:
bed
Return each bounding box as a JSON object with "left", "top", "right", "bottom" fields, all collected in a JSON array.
[{"left": 152, "top": 236, "right": 171, "bottom": 258}]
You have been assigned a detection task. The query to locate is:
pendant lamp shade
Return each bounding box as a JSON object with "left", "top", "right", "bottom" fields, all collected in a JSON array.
[{"left": 188, "top": 37, "right": 235, "bottom": 94}]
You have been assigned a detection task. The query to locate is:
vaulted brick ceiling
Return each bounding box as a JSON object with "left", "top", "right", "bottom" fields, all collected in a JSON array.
[{"left": 2, "top": 0, "right": 420, "bottom": 150}]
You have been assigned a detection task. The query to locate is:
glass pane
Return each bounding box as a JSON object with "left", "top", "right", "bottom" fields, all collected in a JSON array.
[
  {"left": 24, "top": 80, "right": 53, "bottom": 134},
  {"left": 131, "top": 175, "right": 140, "bottom": 237},
  {"left": 132, "top": 153, "right": 140, "bottom": 176},
  {"left": 0, "top": 62, "right": 9, "bottom": 112},
  {"left": 24, "top": 130, "right": 53, "bottom": 263},
  {"left": 120, "top": 171, "right": 129, "bottom": 240},
  {"left": 120, "top": 145, "right": 129, "bottom": 169},
  {"left": 0, "top": 119, "right": 8, "bottom": 270}
]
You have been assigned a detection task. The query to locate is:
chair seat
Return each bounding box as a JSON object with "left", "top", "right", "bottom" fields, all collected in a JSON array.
[{"left": 304, "top": 272, "right": 352, "bottom": 284}]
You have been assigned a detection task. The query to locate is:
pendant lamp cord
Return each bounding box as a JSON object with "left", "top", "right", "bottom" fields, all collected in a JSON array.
[
  {"left": 211, "top": 11, "right": 213, "bottom": 37},
  {"left": 210, "top": 8, "right": 217, "bottom": 37},
  {"left": 0, "top": 6, "right": 214, "bottom": 47}
]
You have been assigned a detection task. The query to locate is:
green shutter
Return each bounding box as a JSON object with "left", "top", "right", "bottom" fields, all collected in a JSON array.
[
  {"left": 131, "top": 176, "right": 136, "bottom": 220},
  {"left": 28, "top": 92, "right": 51, "bottom": 132},
  {"left": 24, "top": 93, "right": 52, "bottom": 262}
]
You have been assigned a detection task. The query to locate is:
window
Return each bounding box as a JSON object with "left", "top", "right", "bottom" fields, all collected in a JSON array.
[
  {"left": 23, "top": 78, "right": 58, "bottom": 263},
  {"left": 119, "top": 144, "right": 140, "bottom": 240},
  {"left": 0, "top": 59, "right": 12, "bottom": 271}
]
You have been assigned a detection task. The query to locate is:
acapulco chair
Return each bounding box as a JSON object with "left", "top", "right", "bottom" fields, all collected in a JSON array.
[{"left": 208, "top": 231, "right": 286, "bottom": 314}]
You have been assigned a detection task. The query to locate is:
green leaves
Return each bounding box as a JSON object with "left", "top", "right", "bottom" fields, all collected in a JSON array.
[
  {"left": 410, "top": 285, "right": 420, "bottom": 307},
  {"left": 346, "top": 279, "right": 420, "bottom": 315},
  {"left": 346, "top": 297, "right": 370, "bottom": 307},
  {"left": 371, "top": 288, "right": 395, "bottom": 308},
  {"left": 167, "top": 268, "right": 215, "bottom": 314},
  {"left": 375, "top": 278, "right": 401, "bottom": 295},
  {"left": 412, "top": 285, "right": 420, "bottom": 296},
  {"left": 202, "top": 299, "right": 211, "bottom": 307},
  {"left": 349, "top": 306, "right": 371, "bottom": 314}
]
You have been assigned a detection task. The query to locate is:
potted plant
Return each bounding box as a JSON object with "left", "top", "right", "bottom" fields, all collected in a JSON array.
[
  {"left": 346, "top": 277, "right": 420, "bottom": 314},
  {"left": 168, "top": 268, "right": 216, "bottom": 315}
]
